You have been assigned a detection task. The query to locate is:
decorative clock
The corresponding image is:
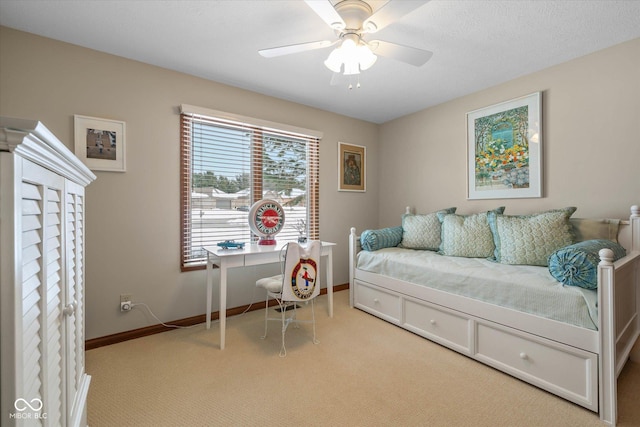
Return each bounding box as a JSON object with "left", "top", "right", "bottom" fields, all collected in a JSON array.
[{"left": 248, "top": 199, "right": 285, "bottom": 245}]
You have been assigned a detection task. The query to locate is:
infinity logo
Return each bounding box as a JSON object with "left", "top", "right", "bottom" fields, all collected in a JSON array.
[{"left": 14, "top": 398, "right": 43, "bottom": 412}]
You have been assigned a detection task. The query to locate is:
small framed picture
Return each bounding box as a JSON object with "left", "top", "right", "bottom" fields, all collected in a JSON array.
[
  {"left": 74, "top": 115, "right": 126, "bottom": 172},
  {"left": 338, "top": 142, "right": 366, "bottom": 192}
]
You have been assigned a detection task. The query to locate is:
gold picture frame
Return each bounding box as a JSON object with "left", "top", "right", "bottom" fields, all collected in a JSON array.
[
  {"left": 338, "top": 142, "right": 365, "bottom": 192},
  {"left": 74, "top": 115, "right": 126, "bottom": 172}
]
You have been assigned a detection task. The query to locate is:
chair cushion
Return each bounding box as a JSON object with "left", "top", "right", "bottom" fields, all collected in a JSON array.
[{"left": 256, "top": 274, "right": 283, "bottom": 293}]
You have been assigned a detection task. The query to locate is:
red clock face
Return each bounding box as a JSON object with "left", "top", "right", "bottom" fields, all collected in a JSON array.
[{"left": 260, "top": 208, "right": 281, "bottom": 229}]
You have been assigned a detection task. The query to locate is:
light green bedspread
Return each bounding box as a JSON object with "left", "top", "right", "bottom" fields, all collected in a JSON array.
[{"left": 357, "top": 248, "right": 598, "bottom": 330}]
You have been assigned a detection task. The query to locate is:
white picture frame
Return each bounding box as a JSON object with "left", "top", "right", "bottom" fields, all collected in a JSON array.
[
  {"left": 74, "top": 115, "right": 126, "bottom": 172},
  {"left": 466, "top": 92, "right": 542, "bottom": 199}
]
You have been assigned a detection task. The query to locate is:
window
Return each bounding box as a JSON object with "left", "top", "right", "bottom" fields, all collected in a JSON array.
[{"left": 180, "top": 105, "right": 321, "bottom": 271}]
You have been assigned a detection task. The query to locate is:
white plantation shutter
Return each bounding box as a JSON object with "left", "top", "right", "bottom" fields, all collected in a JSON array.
[
  {"left": 1, "top": 117, "right": 95, "bottom": 427},
  {"left": 21, "top": 181, "right": 45, "bottom": 419},
  {"left": 180, "top": 105, "right": 321, "bottom": 270},
  {"left": 44, "top": 186, "right": 64, "bottom": 425},
  {"left": 65, "top": 181, "right": 86, "bottom": 420},
  {"left": 20, "top": 163, "right": 68, "bottom": 427}
]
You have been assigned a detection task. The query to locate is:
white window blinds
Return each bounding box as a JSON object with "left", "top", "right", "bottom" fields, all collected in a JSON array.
[{"left": 180, "top": 105, "right": 321, "bottom": 270}]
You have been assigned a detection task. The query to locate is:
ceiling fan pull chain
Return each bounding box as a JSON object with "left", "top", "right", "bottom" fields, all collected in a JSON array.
[{"left": 348, "top": 76, "right": 361, "bottom": 90}]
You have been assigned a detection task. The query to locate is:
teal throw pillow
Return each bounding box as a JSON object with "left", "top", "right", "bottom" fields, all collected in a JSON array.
[
  {"left": 488, "top": 207, "right": 577, "bottom": 266},
  {"left": 437, "top": 207, "right": 505, "bottom": 258},
  {"left": 399, "top": 208, "right": 456, "bottom": 250},
  {"left": 548, "top": 239, "right": 627, "bottom": 289},
  {"left": 360, "top": 226, "right": 403, "bottom": 251}
]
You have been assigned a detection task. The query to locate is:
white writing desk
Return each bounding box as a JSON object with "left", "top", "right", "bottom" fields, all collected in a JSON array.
[{"left": 203, "top": 241, "right": 335, "bottom": 349}]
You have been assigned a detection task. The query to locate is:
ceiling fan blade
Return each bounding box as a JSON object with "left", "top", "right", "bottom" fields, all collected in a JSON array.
[
  {"left": 259, "top": 40, "right": 335, "bottom": 58},
  {"left": 368, "top": 40, "right": 433, "bottom": 66},
  {"left": 364, "top": 0, "right": 430, "bottom": 33},
  {"left": 304, "top": 0, "right": 346, "bottom": 30}
]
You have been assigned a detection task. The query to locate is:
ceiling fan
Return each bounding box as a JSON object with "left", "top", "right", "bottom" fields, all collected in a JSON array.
[{"left": 259, "top": 0, "right": 433, "bottom": 80}]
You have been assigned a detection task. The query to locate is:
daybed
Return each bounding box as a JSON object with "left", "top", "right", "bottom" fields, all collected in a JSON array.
[{"left": 348, "top": 205, "right": 640, "bottom": 425}]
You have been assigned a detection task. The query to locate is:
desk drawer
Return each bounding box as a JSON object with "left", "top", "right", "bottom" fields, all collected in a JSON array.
[
  {"left": 404, "top": 299, "right": 471, "bottom": 354},
  {"left": 244, "top": 252, "right": 281, "bottom": 266},
  {"left": 354, "top": 281, "right": 401, "bottom": 323},
  {"left": 475, "top": 322, "right": 597, "bottom": 410}
]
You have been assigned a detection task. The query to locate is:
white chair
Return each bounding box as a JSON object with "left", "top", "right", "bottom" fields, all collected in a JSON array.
[{"left": 255, "top": 241, "right": 321, "bottom": 356}]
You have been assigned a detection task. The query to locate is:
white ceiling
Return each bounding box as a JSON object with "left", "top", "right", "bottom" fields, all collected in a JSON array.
[{"left": 1, "top": 0, "right": 639, "bottom": 124}]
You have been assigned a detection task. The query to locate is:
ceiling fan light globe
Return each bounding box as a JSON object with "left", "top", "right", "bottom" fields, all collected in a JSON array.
[
  {"left": 342, "top": 38, "right": 357, "bottom": 47},
  {"left": 359, "top": 55, "right": 377, "bottom": 71},
  {"left": 324, "top": 59, "right": 342, "bottom": 73},
  {"left": 343, "top": 61, "right": 361, "bottom": 75},
  {"left": 324, "top": 48, "right": 343, "bottom": 73},
  {"left": 357, "top": 45, "right": 377, "bottom": 70},
  {"left": 324, "top": 37, "right": 377, "bottom": 76}
]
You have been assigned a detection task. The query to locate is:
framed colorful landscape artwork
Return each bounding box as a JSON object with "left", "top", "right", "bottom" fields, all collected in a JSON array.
[
  {"left": 338, "top": 142, "right": 366, "bottom": 192},
  {"left": 466, "top": 92, "right": 542, "bottom": 199},
  {"left": 74, "top": 115, "right": 126, "bottom": 172}
]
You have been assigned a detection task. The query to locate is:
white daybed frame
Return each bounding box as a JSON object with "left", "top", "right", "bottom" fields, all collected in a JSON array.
[{"left": 349, "top": 206, "right": 640, "bottom": 426}]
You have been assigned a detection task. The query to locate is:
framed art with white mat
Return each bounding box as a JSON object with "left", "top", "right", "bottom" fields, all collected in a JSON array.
[
  {"left": 467, "top": 92, "right": 541, "bottom": 199},
  {"left": 74, "top": 114, "right": 126, "bottom": 172}
]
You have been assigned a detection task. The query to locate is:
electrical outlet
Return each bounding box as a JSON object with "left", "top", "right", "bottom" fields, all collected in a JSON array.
[{"left": 120, "top": 294, "right": 132, "bottom": 312}]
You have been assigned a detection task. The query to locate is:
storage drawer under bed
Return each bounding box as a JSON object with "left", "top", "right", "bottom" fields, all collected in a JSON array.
[
  {"left": 403, "top": 297, "right": 472, "bottom": 354},
  {"left": 353, "top": 278, "right": 598, "bottom": 412},
  {"left": 354, "top": 280, "right": 401, "bottom": 323},
  {"left": 474, "top": 322, "right": 598, "bottom": 411},
  {"left": 355, "top": 279, "right": 473, "bottom": 354}
]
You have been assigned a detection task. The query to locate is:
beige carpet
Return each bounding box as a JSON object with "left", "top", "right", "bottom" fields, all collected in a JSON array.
[{"left": 86, "top": 290, "right": 640, "bottom": 426}]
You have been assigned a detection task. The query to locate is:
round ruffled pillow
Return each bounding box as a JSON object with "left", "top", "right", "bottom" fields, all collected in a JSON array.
[
  {"left": 548, "top": 239, "right": 626, "bottom": 289},
  {"left": 360, "top": 226, "right": 403, "bottom": 252}
]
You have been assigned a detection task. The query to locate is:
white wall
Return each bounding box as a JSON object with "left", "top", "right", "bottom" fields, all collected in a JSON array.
[
  {"left": 0, "top": 27, "right": 380, "bottom": 340},
  {"left": 377, "top": 38, "right": 640, "bottom": 225}
]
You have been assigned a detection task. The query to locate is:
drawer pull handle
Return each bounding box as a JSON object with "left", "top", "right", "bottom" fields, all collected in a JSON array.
[
  {"left": 430, "top": 319, "right": 436, "bottom": 325},
  {"left": 373, "top": 298, "right": 380, "bottom": 304},
  {"left": 519, "top": 352, "right": 528, "bottom": 360}
]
